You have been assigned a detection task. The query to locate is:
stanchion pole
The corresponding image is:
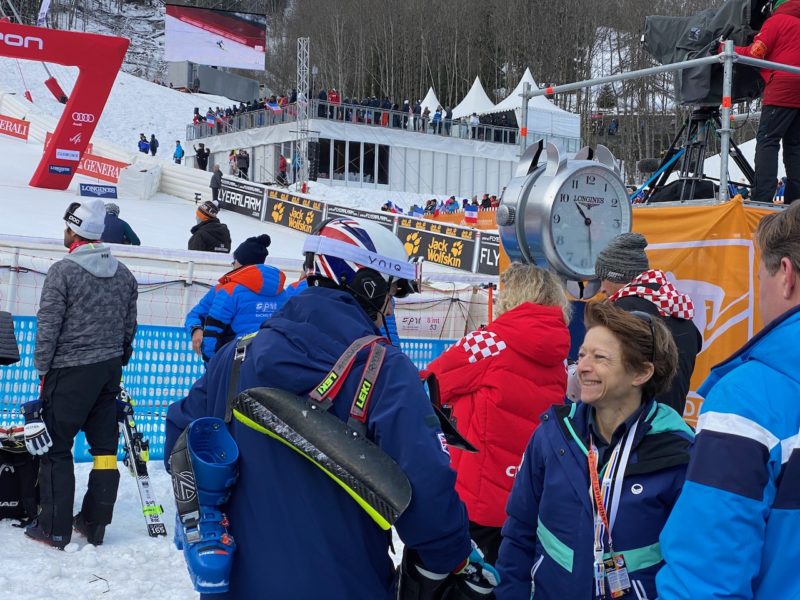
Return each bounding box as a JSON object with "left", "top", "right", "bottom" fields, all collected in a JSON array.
[{"left": 719, "top": 40, "right": 735, "bottom": 202}]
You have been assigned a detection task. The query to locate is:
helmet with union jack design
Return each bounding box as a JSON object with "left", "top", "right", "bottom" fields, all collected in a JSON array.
[{"left": 302, "top": 217, "right": 422, "bottom": 319}]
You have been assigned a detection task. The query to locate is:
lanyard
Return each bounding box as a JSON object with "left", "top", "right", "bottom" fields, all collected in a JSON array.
[{"left": 588, "top": 418, "right": 639, "bottom": 596}]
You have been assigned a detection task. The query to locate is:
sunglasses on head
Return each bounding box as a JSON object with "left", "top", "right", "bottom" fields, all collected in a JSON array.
[{"left": 629, "top": 310, "right": 657, "bottom": 364}]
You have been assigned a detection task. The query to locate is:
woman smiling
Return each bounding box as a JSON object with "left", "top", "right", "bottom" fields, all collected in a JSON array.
[{"left": 495, "top": 302, "right": 694, "bottom": 600}]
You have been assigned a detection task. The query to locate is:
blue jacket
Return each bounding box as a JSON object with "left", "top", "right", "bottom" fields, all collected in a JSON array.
[
  {"left": 201, "top": 264, "right": 287, "bottom": 361},
  {"left": 137, "top": 139, "right": 149, "bottom": 153},
  {"left": 657, "top": 305, "right": 800, "bottom": 600},
  {"left": 185, "top": 287, "right": 215, "bottom": 336},
  {"left": 174, "top": 144, "right": 185, "bottom": 159},
  {"left": 496, "top": 400, "right": 693, "bottom": 600},
  {"left": 165, "top": 287, "right": 471, "bottom": 599},
  {"left": 102, "top": 213, "right": 140, "bottom": 245}
]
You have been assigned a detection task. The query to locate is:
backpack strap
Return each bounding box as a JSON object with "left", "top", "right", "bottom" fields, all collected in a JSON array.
[
  {"left": 224, "top": 332, "right": 258, "bottom": 424},
  {"left": 308, "top": 335, "right": 388, "bottom": 437}
]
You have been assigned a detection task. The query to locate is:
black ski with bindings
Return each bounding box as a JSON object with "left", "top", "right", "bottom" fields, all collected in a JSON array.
[{"left": 118, "top": 387, "right": 167, "bottom": 537}]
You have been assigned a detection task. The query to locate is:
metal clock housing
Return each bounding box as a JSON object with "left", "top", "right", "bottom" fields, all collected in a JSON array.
[{"left": 497, "top": 140, "right": 632, "bottom": 282}]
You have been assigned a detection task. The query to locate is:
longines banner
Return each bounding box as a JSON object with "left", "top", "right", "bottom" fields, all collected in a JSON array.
[
  {"left": 397, "top": 217, "right": 477, "bottom": 272},
  {"left": 326, "top": 204, "right": 396, "bottom": 230},
  {"left": 219, "top": 178, "right": 265, "bottom": 219},
  {"left": 265, "top": 189, "right": 324, "bottom": 234}
]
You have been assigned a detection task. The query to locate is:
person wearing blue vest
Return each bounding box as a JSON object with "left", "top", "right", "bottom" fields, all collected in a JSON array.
[
  {"left": 657, "top": 201, "right": 800, "bottom": 599},
  {"left": 495, "top": 301, "right": 693, "bottom": 600},
  {"left": 165, "top": 217, "right": 498, "bottom": 599}
]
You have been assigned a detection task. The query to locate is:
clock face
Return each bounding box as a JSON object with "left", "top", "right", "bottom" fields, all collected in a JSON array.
[{"left": 547, "top": 166, "right": 631, "bottom": 278}]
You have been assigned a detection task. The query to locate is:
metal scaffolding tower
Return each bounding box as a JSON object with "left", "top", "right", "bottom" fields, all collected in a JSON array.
[{"left": 295, "top": 37, "right": 310, "bottom": 185}]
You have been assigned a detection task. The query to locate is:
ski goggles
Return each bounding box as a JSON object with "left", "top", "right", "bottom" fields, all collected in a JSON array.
[
  {"left": 64, "top": 202, "right": 83, "bottom": 228},
  {"left": 302, "top": 235, "right": 424, "bottom": 295}
]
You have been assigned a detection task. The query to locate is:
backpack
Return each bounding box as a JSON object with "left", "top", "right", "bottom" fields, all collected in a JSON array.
[{"left": 0, "top": 426, "right": 38, "bottom": 523}]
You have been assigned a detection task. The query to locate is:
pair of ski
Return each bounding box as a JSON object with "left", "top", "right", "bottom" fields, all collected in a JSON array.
[{"left": 117, "top": 387, "right": 167, "bottom": 538}]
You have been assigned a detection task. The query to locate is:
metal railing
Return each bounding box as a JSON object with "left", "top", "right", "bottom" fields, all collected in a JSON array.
[
  {"left": 522, "top": 43, "right": 800, "bottom": 202},
  {"left": 185, "top": 99, "right": 567, "bottom": 149}
]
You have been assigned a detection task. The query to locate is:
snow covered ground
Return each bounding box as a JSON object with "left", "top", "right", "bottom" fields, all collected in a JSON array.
[{"left": 0, "top": 463, "right": 195, "bottom": 600}]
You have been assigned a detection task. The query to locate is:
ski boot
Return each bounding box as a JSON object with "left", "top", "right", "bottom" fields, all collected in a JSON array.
[{"left": 171, "top": 417, "right": 239, "bottom": 594}]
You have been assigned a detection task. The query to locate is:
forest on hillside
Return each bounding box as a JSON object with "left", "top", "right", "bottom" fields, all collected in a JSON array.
[{"left": 7, "top": 0, "right": 761, "bottom": 176}]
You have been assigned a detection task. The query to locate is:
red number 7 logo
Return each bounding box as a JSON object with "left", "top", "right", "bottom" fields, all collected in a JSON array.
[{"left": 0, "top": 19, "right": 128, "bottom": 190}]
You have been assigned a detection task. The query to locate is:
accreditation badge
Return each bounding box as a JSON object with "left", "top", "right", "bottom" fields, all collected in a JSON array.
[{"left": 603, "top": 553, "right": 631, "bottom": 598}]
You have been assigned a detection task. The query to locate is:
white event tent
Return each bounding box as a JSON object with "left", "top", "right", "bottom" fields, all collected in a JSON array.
[
  {"left": 488, "top": 68, "right": 581, "bottom": 140},
  {"left": 451, "top": 76, "right": 496, "bottom": 120},
  {"left": 420, "top": 87, "right": 443, "bottom": 116}
]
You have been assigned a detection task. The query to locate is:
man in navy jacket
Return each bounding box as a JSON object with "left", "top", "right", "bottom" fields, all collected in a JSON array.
[{"left": 165, "top": 218, "right": 475, "bottom": 599}]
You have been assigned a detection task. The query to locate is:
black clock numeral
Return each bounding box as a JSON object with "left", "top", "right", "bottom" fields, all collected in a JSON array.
[
  {"left": 604, "top": 183, "right": 608, "bottom": 192},
  {"left": 580, "top": 258, "right": 589, "bottom": 267},
  {"left": 571, "top": 179, "right": 579, "bottom": 189},
  {"left": 553, "top": 214, "right": 561, "bottom": 224},
  {"left": 566, "top": 252, "right": 574, "bottom": 262},
  {"left": 559, "top": 193, "right": 570, "bottom": 203},
  {"left": 586, "top": 175, "right": 596, "bottom": 185},
  {"left": 611, "top": 198, "right": 619, "bottom": 207},
  {"left": 613, "top": 218, "right": 621, "bottom": 228},
  {"left": 555, "top": 235, "right": 565, "bottom": 246}
]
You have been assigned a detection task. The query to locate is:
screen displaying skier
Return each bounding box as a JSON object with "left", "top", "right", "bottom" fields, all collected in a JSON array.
[{"left": 164, "top": 4, "right": 266, "bottom": 70}]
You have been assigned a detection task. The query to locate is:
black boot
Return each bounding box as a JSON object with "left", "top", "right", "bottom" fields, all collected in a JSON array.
[
  {"left": 73, "top": 512, "right": 106, "bottom": 546},
  {"left": 24, "top": 519, "right": 67, "bottom": 550}
]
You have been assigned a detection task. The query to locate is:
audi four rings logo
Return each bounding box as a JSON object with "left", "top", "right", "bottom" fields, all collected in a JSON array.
[{"left": 72, "top": 112, "right": 96, "bottom": 123}]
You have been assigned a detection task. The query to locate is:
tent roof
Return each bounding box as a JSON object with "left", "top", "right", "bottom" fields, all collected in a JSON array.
[
  {"left": 420, "top": 87, "right": 442, "bottom": 116},
  {"left": 452, "top": 76, "right": 495, "bottom": 120},
  {"left": 488, "top": 67, "right": 575, "bottom": 117}
]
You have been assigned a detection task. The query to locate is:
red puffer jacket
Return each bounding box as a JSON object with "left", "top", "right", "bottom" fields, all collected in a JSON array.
[
  {"left": 735, "top": 0, "right": 800, "bottom": 108},
  {"left": 424, "top": 302, "right": 569, "bottom": 527}
]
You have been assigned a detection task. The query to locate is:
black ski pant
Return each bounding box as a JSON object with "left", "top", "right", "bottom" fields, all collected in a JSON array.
[
  {"left": 752, "top": 105, "right": 800, "bottom": 203},
  {"left": 469, "top": 521, "right": 502, "bottom": 566},
  {"left": 38, "top": 358, "right": 122, "bottom": 543}
]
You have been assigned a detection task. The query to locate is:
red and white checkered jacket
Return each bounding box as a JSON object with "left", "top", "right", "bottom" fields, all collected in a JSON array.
[{"left": 609, "top": 269, "right": 695, "bottom": 320}]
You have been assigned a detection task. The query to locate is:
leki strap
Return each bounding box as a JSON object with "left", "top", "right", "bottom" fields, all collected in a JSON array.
[
  {"left": 308, "top": 335, "right": 386, "bottom": 409},
  {"left": 348, "top": 342, "right": 386, "bottom": 424}
]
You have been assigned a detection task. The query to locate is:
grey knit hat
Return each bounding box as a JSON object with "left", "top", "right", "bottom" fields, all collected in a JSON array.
[{"left": 594, "top": 232, "right": 650, "bottom": 283}]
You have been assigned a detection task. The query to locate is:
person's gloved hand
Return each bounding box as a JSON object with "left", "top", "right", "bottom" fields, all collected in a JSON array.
[
  {"left": 21, "top": 399, "right": 53, "bottom": 456},
  {"left": 454, "top": 541, "right": 501, "bottom": 595}
]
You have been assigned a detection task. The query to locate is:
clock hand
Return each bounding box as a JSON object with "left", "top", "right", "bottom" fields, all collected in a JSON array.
[{"left": 574, "top": 201, "right": 591, "bottom": 226}]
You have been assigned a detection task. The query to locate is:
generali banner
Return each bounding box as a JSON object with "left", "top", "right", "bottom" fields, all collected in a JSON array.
[
  {"left": 0, "top": 114, "right": 30, "bottom": 140},
  {"left": 43, "top": 132, "right": 126, "bottom": 182}
]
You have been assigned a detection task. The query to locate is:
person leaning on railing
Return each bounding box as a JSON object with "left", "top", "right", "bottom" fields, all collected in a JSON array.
[{"left": 727, "top": 0, "right": 800, "bottom": 204}]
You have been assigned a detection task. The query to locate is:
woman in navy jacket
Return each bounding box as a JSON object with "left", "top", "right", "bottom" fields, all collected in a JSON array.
[{"left": 496, "top": 302, "right": 694, "bottom": 600}]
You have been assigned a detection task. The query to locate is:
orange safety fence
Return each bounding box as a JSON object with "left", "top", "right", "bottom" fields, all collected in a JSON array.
[{"left": 427, "top": 207, "right": 498, "bottom": 230}]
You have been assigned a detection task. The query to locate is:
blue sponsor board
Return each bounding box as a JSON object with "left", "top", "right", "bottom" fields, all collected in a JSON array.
[
  {"left": 79, "top": 183, "right": 118, "bottom": 199},
  {"left": 48, "top": 165, "right": 72, "bottom": 175}
]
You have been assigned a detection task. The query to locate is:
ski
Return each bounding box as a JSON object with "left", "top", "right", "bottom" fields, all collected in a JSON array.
[{"left": 118, "top": 387, "right": 168, "bottom": 537}]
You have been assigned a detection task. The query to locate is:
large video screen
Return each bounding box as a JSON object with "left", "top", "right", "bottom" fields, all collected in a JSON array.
[{"left": 165, "top": 4, "right": 266, "bottom": 70}]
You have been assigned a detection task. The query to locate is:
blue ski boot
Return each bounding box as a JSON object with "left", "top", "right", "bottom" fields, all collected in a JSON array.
[{"left": 171, "top": 417, "right": 239, "bottom": 594}]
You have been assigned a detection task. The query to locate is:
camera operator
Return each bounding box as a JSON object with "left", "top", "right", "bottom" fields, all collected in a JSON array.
[{"left": 728, "top": 0, "right": 800, "bottom": 204}]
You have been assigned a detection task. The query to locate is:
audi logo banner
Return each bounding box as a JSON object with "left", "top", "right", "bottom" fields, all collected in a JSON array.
[{"left": 0, "top": 19, "right": 128, "bottom": 190}]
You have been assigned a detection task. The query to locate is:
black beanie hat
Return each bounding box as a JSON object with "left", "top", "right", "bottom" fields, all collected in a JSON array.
[
  {"left": 594, "top": 232, "right": 650, "bottom": 283},
  {"left": 234, "top": 234, "right": 271, "bottom": 266}
]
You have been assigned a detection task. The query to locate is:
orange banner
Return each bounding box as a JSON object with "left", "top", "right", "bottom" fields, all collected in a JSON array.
[
  {"left": 0, "top": 114, "right": 30, "bottom": 140},
  {"left": 76, "top": 152, "right": 129, "bottom": 183},
  {"left": 631, "top": 198, "right": 774, "bottom": 424}
]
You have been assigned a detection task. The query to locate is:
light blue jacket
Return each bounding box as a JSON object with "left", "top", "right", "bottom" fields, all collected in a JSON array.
[{"left": 657, "top": 305, "right": 800, "bottom": 599}]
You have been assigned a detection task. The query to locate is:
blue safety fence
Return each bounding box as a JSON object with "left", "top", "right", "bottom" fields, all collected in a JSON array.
[{"left": 0, "top": 317, "right": 454, "bottom": 462}]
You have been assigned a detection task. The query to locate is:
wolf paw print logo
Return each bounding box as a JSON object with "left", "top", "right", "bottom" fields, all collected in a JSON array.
[
  {"left": 405, "top": 232, "right": 421, "bottom": 255},
  {"left": 305, "top": 211, "right": 314, "bottom": 225},
  {"left": 272, "top": 203, "right": 285, "bottom": 223},
  {"left": 451, "top": 241, "right": 463, "bottom": 257}
]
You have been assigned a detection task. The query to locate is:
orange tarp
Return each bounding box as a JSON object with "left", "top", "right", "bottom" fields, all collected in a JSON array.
[{"left": 428, "top": 208, "right": 498, "bottom": 230}]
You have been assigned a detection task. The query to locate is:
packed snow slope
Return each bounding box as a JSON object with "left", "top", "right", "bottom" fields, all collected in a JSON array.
[{"left": 0, "top": 56, "right": 235, "bottom": 154}]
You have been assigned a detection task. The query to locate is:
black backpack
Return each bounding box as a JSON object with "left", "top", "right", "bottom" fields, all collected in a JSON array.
[{"left": 0, "top": 428, "right": 38, "bottom": 523}]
